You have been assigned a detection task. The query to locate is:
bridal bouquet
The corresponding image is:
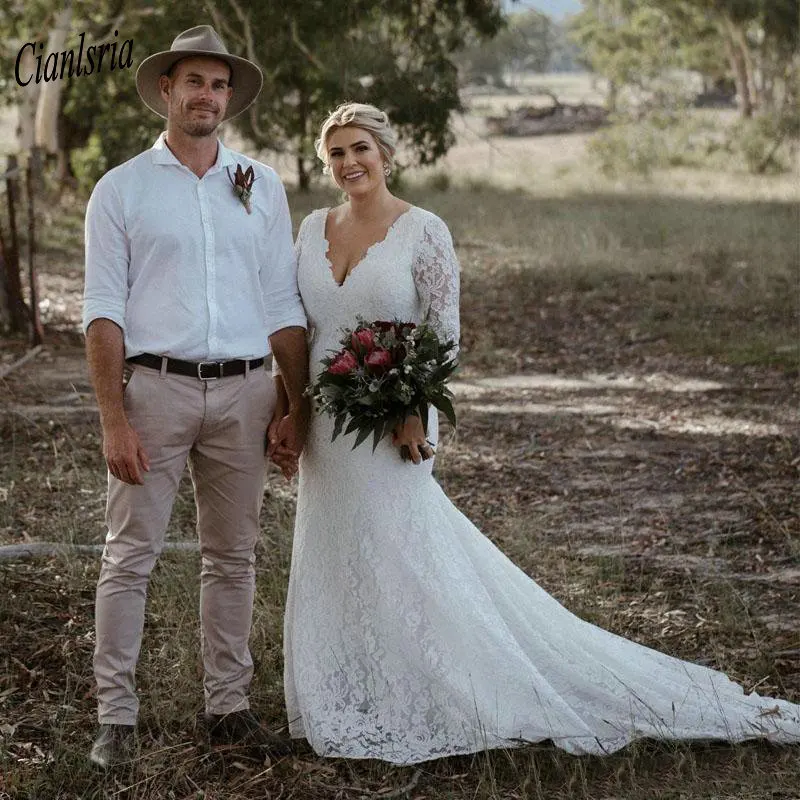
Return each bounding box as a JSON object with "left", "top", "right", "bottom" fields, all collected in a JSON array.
[{"left": 308, "top": 318, "right": 458, "bottom": 452}]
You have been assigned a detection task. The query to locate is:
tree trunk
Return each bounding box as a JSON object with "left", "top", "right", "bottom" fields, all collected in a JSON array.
[
  {"left": 732, "top": 21, "right": 759, "bottom": 111},
  {"left": 16, "top": 46, "right": 40, "bottom": 152},
  {"left": 0, "top": 156, "right": 30, "bottom": 335},
  {"left": 34, "top": 6, "right": 73, "bottom": 154},
  {"left": 721, "top": 18, "right": 753, "bottom": 118},
  {"left": 297, "top": 155, "right": 311, "bottom": 192},
  {"left": 606, "top": 79, "right": 618, "bottom": 113},
  {"left": 0, "top": 248, "right": 9, "bottom": 332},
  {"left": 296, "top": 86, "right": 312, "bottom": 192}
]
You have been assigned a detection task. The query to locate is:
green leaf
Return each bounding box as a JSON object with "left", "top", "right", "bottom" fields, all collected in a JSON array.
[
  {"left": 432, "top": 395, "right": 457, "bottom": 428},
  {"left": 352, "top": 423, "right": 373, "bottom": 450},
  {"left": 344, "top": 416, "right": 362, "bottom": 435},
  {"left": 332, "top": 412, "right": 347, "bottom": 442},
  {"left": 372, "top": 420, "right": 386, "bottom": 452},
  {"left": 418, "top": 401, "right": 429, "bottom": 435}
]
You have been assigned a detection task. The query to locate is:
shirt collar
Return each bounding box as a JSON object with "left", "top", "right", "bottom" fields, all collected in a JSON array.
[{"left": 151, "top": 132, "right": 236, "bottom": 173}]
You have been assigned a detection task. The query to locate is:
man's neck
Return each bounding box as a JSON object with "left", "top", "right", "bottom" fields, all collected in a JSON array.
[{"left": 164, "top": 127, "right": 219, "bottom": 178}]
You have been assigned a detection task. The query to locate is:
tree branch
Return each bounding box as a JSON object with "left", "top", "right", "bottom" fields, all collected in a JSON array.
[
  {"left": 204, "top": 0, "right": 277, "bottom": 146},
  {"left": 290, "top": 19, "right": 325, "bottom": 71}
]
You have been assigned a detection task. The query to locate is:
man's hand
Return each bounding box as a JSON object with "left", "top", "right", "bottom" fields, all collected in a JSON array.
[
  {"left": 267, "top": 404, "right": 310, "bottom": 480},
  {"left": 103, "top": 420, "right": 150, "bottom": 485},
  {"left": 267, "top": 413, "right": 298, "bottom": 480}
]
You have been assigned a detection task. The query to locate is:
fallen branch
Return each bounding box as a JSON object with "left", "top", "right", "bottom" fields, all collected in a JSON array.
[
  {"left": 0, "top": 344, "right": 43, "bottom": 380},
  {"left": 0, "top": 541, "right": 199, "bottom": 561},
  {"left": 371, "top": 769, "right": 423, "bottom": 799}
]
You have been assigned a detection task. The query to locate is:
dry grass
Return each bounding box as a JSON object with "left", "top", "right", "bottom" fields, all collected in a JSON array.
[{"left": 1, "top": 104, "right": 799, "bottom": 798}]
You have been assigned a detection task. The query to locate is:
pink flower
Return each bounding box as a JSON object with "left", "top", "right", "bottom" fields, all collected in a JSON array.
[
  {"left": 364, "top": 348, "right": 393, "bottom": 374},
  {"left": 328, "top": 350, "right": 358, "bottom": 375},
  {"left": 351, "top": 328, "right": 376, "bottom": 353}
]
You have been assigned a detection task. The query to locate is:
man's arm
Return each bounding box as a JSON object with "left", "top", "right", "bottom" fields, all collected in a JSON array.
[
  {"left": 86, "top": 318, "right": 149, "bottom": 485},
  {"left": 267, "top": 326, "right": 310, "bottom": 470}
]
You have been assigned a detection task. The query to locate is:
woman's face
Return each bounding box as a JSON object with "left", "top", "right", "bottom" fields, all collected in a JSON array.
[{"left": 326, "top": 126, "right": 387, "bottom": 197}]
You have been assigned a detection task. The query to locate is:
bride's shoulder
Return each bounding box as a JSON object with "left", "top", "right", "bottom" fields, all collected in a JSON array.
[
  {"left": 409, "top": 205, "right": 450, "bottom": 230},
  {"left": 297, "top": 207, "right": 330, "bottom": 237},
  {"left": 302, "top": 207, "right": 331, "bottom": 224},
  {"left": 407, "top": 206, "right": 454, "bottom": 243}
]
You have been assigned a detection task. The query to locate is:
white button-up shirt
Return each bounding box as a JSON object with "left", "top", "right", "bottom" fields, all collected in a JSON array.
[{"left": 83, "top": 133, "right": 306, "bottom": 361}]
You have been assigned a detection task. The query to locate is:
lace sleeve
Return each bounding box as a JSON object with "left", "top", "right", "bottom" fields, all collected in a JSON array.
[{"left": 412, "top": 214, "right": 461, "bottom": 357}]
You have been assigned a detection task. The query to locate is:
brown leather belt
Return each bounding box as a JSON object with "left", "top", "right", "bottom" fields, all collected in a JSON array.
[{"left": 128, "top": 353, "right": 265, "bottom": 380}]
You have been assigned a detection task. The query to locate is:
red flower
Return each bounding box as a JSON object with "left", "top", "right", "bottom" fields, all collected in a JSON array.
[
  {"left": 364, "top": 348, "right": 393, "bottom": 374},
  {"left": 328, "top": 350, "right": 358, "bottom": 375},
  {"left": 351, "top": 328, "right": 376, "bottom": 353},
  {"left": 372, "top": 320, "right": 396, "bottom": 333}
]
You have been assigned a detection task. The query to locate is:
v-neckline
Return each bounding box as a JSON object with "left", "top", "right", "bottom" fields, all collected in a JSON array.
[{"left": 322, "top": 205, "right": 414, "bottom": 288}]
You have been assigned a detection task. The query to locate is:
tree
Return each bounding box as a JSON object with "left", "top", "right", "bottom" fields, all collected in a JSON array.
[
  {"left": 204, "top": 0, "right": 503, "bottom": 189},
  {"left": 0, "top": 1, "right": 190, "bottom": 186},
  {"left": 568, "top": 0, "right": 799, "bottom": 117},
  {"left": 569, "top": 1, "right": 685, "bottom": 111},
  {"left": 455, "top": 9, "right": 553, "bottom": 86},
  {"left": 2, "top": 1, "right": 504, "bottom": 191}
]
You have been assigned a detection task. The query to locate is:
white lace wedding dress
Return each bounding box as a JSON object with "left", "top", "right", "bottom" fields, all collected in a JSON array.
[{"left": 282, "top": 205, "right": 800, "bottom": 764}]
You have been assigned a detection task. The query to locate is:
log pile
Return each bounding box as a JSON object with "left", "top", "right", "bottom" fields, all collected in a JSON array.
[{"left": 485, "top": 93, "right": 608, "bottom": 137}]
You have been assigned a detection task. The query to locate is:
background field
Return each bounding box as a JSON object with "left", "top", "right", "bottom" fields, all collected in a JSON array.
[{"left": 1, "top": 75, "right": 799, "bottom": 799}]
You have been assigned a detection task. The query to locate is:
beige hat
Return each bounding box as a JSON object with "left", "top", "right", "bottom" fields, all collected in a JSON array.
[{"left": 135, "top": 25, "right": 263, "bottom": 121}]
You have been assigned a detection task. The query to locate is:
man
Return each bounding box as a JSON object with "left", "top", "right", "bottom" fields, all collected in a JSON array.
[{"left": 83, "top": 25, "right": 308, "bottom": 768}]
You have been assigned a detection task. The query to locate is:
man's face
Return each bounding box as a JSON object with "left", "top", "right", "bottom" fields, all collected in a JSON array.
[{"left": 160, "top": 56, "right": 233, "bottom": 138}]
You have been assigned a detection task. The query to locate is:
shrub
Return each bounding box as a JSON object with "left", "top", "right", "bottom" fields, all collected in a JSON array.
[{"left": 731, "top": 109, "right": 800, "bottom": 174}]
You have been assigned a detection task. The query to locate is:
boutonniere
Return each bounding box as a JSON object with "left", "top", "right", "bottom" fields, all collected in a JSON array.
[{"left": 226, "top": 163, "right": 256, "bottom": 214}]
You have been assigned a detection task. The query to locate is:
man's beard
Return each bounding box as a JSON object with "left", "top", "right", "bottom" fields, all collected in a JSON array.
[
  {"left": 178, "top": 118, "right": 220, "bottom": 137},
  {"left": 174, "top": 102, "right": 222, "bottom": 138}
]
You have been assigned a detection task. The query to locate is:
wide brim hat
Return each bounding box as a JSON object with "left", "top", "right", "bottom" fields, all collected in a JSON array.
[{"left": 135, "top": 25, "right": 263, "bottom": 121}]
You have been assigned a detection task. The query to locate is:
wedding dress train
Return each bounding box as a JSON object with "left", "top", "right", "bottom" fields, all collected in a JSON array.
[{"left": 282, "top": 206, "right": 800, "bottom": 763}]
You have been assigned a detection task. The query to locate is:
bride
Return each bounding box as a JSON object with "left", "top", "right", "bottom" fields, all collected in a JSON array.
[{"left": 269, "top": 102, "right": 800, "bottom": 764}]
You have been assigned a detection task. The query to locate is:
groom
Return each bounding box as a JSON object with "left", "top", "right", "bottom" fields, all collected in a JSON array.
[{"left": 83, "top": 25, "right": 309, "bottom": 768}]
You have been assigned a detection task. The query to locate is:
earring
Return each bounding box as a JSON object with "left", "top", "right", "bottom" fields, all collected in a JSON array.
[{"left": 383, "top": 164, "right": 391, "bottom": 177}]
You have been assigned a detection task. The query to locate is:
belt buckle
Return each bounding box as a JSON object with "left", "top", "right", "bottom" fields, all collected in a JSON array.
[{"left": 197, "top": 361, "right": 221, "bottom": 380}]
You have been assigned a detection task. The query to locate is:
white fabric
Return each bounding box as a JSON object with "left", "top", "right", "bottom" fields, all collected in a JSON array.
[
  {"left": 83, "top": 132, "right": 306, "bottom": 360},
  {"left": 283, "top": 205, "right": 800, "bottom": 764}
]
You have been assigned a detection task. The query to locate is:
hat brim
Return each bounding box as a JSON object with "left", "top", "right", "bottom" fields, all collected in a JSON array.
[{"left": 136, "top": 50, "right": 263, "bottom": 121}]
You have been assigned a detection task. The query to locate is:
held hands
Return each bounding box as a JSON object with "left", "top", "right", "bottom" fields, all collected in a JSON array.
[
  {"left": 392, "top": 414, "right": 435, "bottom": 465},
  {"left": 267, "top": 403, "right": 310, "bottom": 480},
  {"left": 103, "top": 419, "right": 150, "bottom": 485}
]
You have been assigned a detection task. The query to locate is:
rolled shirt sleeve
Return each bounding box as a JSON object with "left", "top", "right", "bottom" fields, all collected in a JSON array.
[
  {"left": 83, "top": 174, "right": 130, "bottom": 333},
  {"left": 262, "top": 174, "right": 307, "bottom": 338}
]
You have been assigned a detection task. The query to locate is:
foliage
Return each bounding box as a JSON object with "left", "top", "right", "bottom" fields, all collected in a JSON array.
[
  {"left": 204, "top": 0, "right": 504, "bottom": 188},
  {"left": 586, "top": 108, "right": 727, "bottom": 176},
  {"left": 1, "top": 1, "right": 201, "bottom": 189},
  {"left": 731, "top": 106, "right": 800, "bottom": 173},
  {"left": 2, "top": 0, "right": 504, "bottom": 190},
  {"left": 587, "top": 101, "right": 799, "bottom": 177},
  {"left": 455, "top": 9, "right": 554, "bottom": 85},
  {"left": 569, "top": 0, "right": 799, "bottom": 117},
  {"left": 569, "top": 2, "right": 685, "bottom": 91}
]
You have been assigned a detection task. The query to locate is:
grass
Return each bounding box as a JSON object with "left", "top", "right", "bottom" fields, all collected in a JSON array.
[{"left": 2, "top": 107, "right": 799, "bottom": 798}]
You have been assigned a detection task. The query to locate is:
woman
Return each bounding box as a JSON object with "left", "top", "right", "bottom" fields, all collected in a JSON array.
[{"left": 273, "top": 102, "right": 800, "bottom": 764}]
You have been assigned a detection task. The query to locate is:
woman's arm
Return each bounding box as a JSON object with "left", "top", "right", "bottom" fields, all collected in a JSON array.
[{"left": 393, "top": 214, "right": 461, "bottom": 464}]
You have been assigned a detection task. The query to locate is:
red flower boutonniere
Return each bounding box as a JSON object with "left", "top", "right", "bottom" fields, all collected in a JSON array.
[{"left": 226, "top": 163, "right": 256, "bottom": 214}]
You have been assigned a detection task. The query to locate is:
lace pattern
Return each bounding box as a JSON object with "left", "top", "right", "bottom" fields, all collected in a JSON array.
[
  {"left": 410, "top": 214, "right": 461, "bottom": 355},
  {"left": 281, "top": 205, "right": 800, "bottom": 765}
]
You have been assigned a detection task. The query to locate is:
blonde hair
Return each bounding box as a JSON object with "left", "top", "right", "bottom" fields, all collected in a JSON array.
[{"left": 316, "top": 102, "right": 398, "bottom": 174}]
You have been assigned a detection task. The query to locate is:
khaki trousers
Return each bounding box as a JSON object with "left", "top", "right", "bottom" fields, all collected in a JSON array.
[{"left": 94, "top": 362, "right": 275, "bottom": 724}]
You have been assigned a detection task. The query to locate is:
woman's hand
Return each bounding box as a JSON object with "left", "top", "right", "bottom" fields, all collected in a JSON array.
[{"left": 392, "top": 413, "right": 435, "bottom": 465}]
